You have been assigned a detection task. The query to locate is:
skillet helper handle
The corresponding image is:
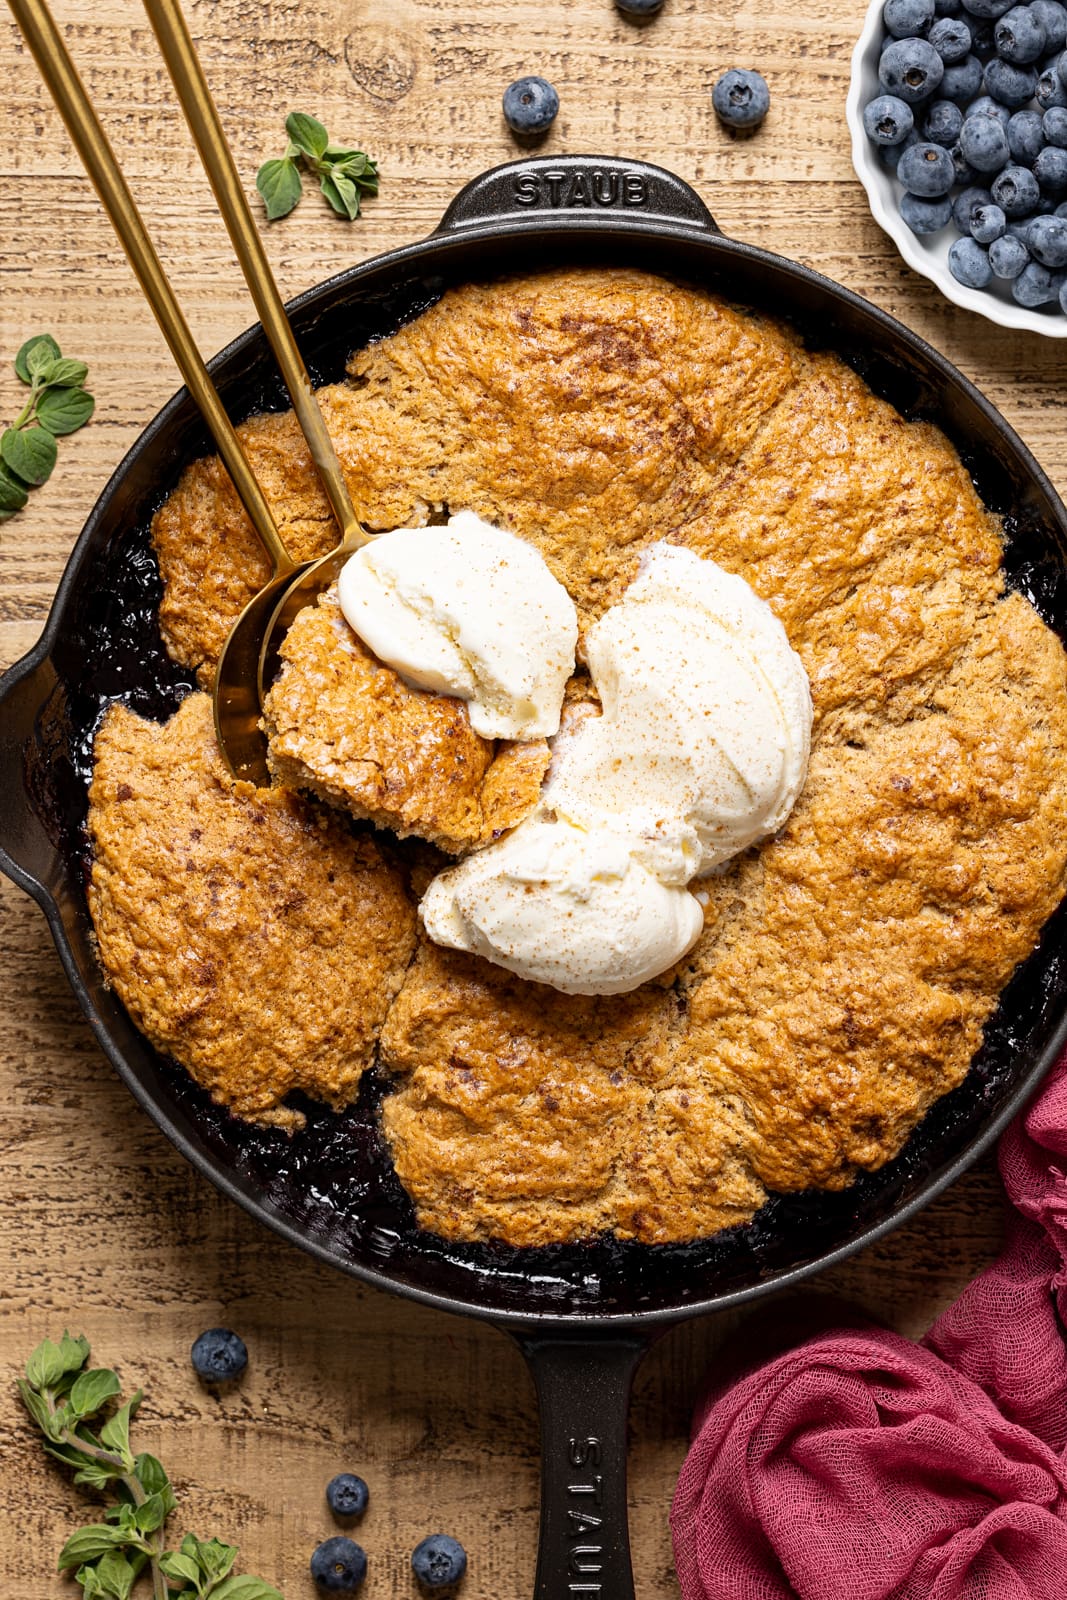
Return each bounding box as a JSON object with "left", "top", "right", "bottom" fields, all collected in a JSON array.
[
  {"left": 435, "top": 155, "right": 720, "bottom": 235},
  {"left": 515, "top": 1333, "right": 648, "bottom": 1600},
  {"left": 0, "top": 653, "right": 61, "bottom": 901}
]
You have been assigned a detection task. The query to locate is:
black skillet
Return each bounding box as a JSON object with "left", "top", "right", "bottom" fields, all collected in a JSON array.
[{"left": 3, "top": 156, "right": 1067, "bottom": 1599}]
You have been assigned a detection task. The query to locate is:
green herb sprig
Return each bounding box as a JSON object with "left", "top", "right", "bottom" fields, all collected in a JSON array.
[
  {"left": 0, "top": 334, "right": 95, "bottom": 522},
  {"left": 256, "top": 112, "right": 379, "bottom": 222},
  {"left": 18, "top": 1333, "right": 282, "bottom": 1600}
]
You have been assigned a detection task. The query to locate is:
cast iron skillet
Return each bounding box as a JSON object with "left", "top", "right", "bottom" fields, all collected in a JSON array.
[{"left": 4, "top": 156, "right": 1067, "bottom": 1598}]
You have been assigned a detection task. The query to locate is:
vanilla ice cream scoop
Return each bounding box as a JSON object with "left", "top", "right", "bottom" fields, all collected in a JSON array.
[
  {"left": 336, "top": 511, "right": 578, "bottom": 740},
  {"left": 543, "top": 543, "right": 813, "bottom": 883},
  {"left": 418, "top": 541, "right": 812, "bottom": 996},
  {"left": 420, "top": 817, "right": 705, "bottom": 996}
]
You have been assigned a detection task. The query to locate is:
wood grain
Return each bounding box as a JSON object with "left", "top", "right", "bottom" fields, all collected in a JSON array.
[{"left": 0, "top": 1, "right": 1060, "bottom": 1596}]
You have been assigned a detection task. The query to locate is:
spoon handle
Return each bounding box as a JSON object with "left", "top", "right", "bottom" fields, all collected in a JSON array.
[
  {"left": 142, "top": 0, "right": 369, "bottom": 553},
  {"left": 5, "top": 0, "right": 293, "bottom": 577}
]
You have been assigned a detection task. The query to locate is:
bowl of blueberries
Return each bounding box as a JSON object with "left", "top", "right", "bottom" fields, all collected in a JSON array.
[{"left": 847, "top": 0, "right": 1067, "bottom": 333}]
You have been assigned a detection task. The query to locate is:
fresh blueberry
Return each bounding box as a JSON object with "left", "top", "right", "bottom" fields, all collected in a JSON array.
[
  {"left": 959, "top": 110, "right": 1011, "bottom": 167},
  {"left": 899, "top": 139, "right": 957, "bottom": 192},
  {"left": 989, "top": 230, "right": 1032, "bottom": 271},
  {"left": 960, "top": 0, "right": 1013, "bottom": 15},
  {"left": 326, "top": 1474, "right": 369, "bottom": 1521},
  {"left": 411, "top": 1535, "right": 467, "bottom": 1590},
  {"left": 929, "top": 15, "right": 973, "bottom": 57},
  {"left": 901, "top": 191, "right": 955, "bottom": 229},
  {"left": 982, "top": 57, "right": 1039, "bottom": 105},
  {"left": 190, "top": 1328, "right": 247, "bottom": 1383},
  {"left": 1007, "top": 108, "right": 1046, "bottom": 163},
  {"left": 1028, "top": 213, "right": 1067, "bottom": 260},
  {"left": 953, "top": 182, "right": 993, "bottom": 227},
  {"left": 615, "top": 0, "right": 665, "bottom": 12},
  {"left": 1038, "top": 62, "right": 1067, "bottom": 108},
  {"left": 311, "top": 1537, "right": 367, "bottom": 1594},
  {"left": 1034, "top": 0, "right": 1067, "bottom": 50},
  {"left": 1056, "top": 47, "right": 1067, "bottom": 87},
  {"left": 993, "top": 6, "right": 1047, "bottom": 61},
  {"left": 1060, "top": 273, "right": 1067, "bottom": 308},
  {"left": 948, "top": 235, "right": 994, "bottom": 284},
  {"left": 992, "top": 162, "right": 1042, "bottom": 212},
  {"left": 884, "top": 0, "right": 936, "bottom": 33},
  {"left": 1058, "top": 198, "right": 1067, "bottom": 212},
  {"left": 971, "top": 200, "right": 1008, "bottom": 238},
  {"left": 502, "top": 76, "right": 559, "bottom": 136},
  {"left": 921, "top": 97, "right": 964, "bottom": 141},
  {"left": 864, "top": 93, "right": 916, "bottom": 144},
  {"left": 927, "top": 14, "right": 972, "bottom": 58},
  {"left": 1035, "top": 142, "right": 1067, "bottom": 185},
  {"left": 880, "top": 38, "right": 946, "bottom": 100},
  {"left": 1046, "top": 105, "right": 1067, "bottom": 144},
  {"left": 965, "top": 92, "right": 1011, "bottom": 124},
  {"left": 941, "top": 53, "right": 984, "bottom": 97},
  {"left": 1013, "top": 259, "right": 1061, "bottom": 299},
  {"left": 711, "top": 68, "right": 770, "bottom": 129}
]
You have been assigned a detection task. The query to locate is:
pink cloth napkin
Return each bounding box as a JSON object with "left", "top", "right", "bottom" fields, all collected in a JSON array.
[{"left": 671, "top": 1051, "right": 1067, "bottom": 1599}]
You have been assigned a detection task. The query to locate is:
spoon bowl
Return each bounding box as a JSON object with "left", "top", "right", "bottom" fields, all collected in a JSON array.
[{"left": 214, "top": 566, "right": 302, "bottom": 786}]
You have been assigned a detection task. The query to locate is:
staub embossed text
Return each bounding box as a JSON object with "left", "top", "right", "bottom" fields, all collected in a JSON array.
[
  {"left": 513, "top": 167, "right": 648, "bottom": 208},
  {"left": 565, "top": 1436, "right": 604, "bottom": 1595}
]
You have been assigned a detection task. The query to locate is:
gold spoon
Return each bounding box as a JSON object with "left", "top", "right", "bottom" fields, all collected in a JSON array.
[{"left": 8, "top": 0, "right": 371, "bottom": 784}]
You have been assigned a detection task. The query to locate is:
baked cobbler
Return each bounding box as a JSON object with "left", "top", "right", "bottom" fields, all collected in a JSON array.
[{"left": 87, "top": 268, "right": 1067, "bottom": 1246}]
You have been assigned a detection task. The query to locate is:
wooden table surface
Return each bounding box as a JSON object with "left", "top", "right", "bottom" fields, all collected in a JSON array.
[{"left": 2, "top": 1, "right": 1065, "bottom": 1596}]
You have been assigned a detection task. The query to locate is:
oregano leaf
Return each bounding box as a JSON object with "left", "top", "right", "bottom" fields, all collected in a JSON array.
[
  {"left": 133, "top": 1451, "right": 171, "bottom": 1499},
  {"left": 71, "top": 1458, "right": 126, "bottom": 1491},
  {"left": 26, "top": 1336, "right": 71, "bottom": 1388},
  {"left": 15, "top": 332, "right": 61, "bottom": 383},
  {"left": 58, "top": 1331, "right": 92, "bottom": 1373},
  {"left": 285, "top": 110, "right": 329, "bottom": 159},
  {"left": 69, "top": 1367, "right": 121, "bottom": 1417},
  {"left": 39, "top": 356, "right": 90, "bottom": 388},
  {"left": 192, "top": 1535, "right": 238, "bottom": 1579},
  {"left": 57, "top": 1524, "right": 130, "bottom": 1571},
  {"left": 36, "top": 385, "right": 95, "bottom": 435},
  {"left": 255, "top": 157, "right": 302, "bottom": 220},
  {"left": 1, "top": 424, "right": 57, "bottom": 485},
  {"left": 133, "top": 1491, "right": 169, "bottom": 1534},
  {"left": 99, "top": 1390, "right": 141, "bottom": 1465},
  {"left": 320, "top": 170, "right": 360, "bottom": 219},
  {"left": 158, "top": 1549, "right": 201, "bottom": 1586},
  {"left": 93, "top": 1550, "right": 140, "bottom": 1600},
  {"left": 209, "top": 1575, "right": 285, "bottom": 1600}
]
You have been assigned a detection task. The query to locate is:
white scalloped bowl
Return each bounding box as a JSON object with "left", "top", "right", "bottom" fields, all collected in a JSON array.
[{"left": 847, "top": 0, "right": 1067, "bottom": 337}]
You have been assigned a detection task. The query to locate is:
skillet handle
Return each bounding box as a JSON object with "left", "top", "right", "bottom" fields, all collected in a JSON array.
[
  {"left": 514, "top": 1332, "right": 650, "bottom": 1600},
  {"left": 0, "top": 650, "right": 63, "bottom": 906},
  {"left": 435, "top": 155, "right": 719, "bottom": 235}
]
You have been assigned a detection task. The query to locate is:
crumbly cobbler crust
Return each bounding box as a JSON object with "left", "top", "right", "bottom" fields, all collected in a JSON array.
[{"left": 86, "top": 267, "right": 1067, "bottom": 1245}]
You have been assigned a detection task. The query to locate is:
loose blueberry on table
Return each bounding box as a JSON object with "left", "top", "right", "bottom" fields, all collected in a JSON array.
[
  {"left": 502, "top": 75, "right": 560, "bottom": 135},
  {"left": 326, "top": 1472, "right": 370, "bottom": 1521},
  {"left": 862, "top": 0, "right": 1067, "bottom": 314},
  {"left": 189, "top": 1327, "right": 248, "bottom": 1382},
  {"left": 411, "top": 1534, "right": 468, "bottom": 1590},
  {"left": 311, "top": 1536, "right": 368, "bottom": 1594},
  {"left": 711, "top": 68, "right": 771, "bottom": 129}
]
